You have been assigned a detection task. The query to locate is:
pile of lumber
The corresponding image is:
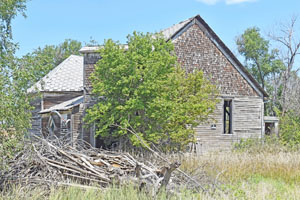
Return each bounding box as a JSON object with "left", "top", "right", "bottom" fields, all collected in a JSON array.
[{"left": 0, "top": 136, "right": 201, "bottom": 194}]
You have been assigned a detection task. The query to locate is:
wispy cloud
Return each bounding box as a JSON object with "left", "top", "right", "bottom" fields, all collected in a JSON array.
[
  {"left": 225, "top": 0, "right": 256, "bottom": 5},
  {"left": 196, "top": 0, "right": 220, "bottom": 5},
  {"left": 196, "top": 0, "right": 257, "bottom": 5}
]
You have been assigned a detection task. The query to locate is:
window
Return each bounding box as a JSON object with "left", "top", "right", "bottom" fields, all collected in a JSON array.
[
  {"left": 47, "top": 116, "right": 56, "bottom": 136},
  {"left": 223, "top": 99, "right": 232, "bottom": 134}
]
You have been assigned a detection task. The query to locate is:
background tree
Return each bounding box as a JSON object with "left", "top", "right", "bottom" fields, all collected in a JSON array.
[
  {"left": 237, "top": 17, "right": 300, "bottom": 146},
  {"left": 269, "top": 16, "right": 300, "bottom": 115},
  {"left": 85, "top": 32, "right": 218, "bottom": 151},
  {"left": 236, "top": 27, "right": 285, "bottom": 115}
]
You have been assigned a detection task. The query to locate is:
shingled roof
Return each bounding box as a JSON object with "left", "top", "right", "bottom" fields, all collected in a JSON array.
[{"left": 28, "top": 55, "right": 83, "bottom": 93}]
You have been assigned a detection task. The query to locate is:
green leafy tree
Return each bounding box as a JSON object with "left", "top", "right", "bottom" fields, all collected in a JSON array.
[
  {"left": 236, "top": 27, "right": 284, "bottom": 89},
  {"left": 0, "top": 0, "right": 29, "bottom": 169},
  {"left": 236, "top": 27, "right": 285, "bottom": 115},
  {"left": 0, "top": 0, "right": 29, "bottom": 134},
  {"left": 86, "top": 32, "right": 218, "bottom": 150}
]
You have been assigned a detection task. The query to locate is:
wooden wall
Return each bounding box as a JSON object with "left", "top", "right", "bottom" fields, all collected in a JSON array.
[
  {"left": 71, "top": 104, "right": 84, "bottom": 143},
  {"left": 194, "top": 96, "right": 263, "bottom": 153},
  {"left": 171, "top": 21, "right": 265, "bottom": 153}
]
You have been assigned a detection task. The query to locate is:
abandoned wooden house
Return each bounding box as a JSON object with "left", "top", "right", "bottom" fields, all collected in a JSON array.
[
  {"left": 29, "top": 15, "right": 275, "bottom": 153},
  {"left": 28, "top": 55, "right": 84, "bottom": 142}
]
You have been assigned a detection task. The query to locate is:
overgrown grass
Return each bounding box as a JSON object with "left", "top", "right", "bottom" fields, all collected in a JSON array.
[
  {"left": 2, "top": 178, "right": 300, "bottom": 200},
  {"left": 180, "top": 137, "right": 300, "bottom": 184},
  {"left": 181, "top": 151, "right": 300, "bottom": 184}
]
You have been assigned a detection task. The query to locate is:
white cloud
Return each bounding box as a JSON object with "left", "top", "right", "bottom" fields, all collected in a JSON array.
[
  {"left": 196, "top": 0, "right": 257, "bottom": 5},
  {"left": 196, "top": 0, "right": 220, "bottom": 5},
  {"left": 225, "top": 0, "right": 256, "bottom": 5}
]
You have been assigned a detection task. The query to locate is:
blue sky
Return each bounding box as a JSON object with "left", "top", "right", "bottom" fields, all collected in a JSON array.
[{"left": 12, "top": 0, "right": 300, "bottom": 57}]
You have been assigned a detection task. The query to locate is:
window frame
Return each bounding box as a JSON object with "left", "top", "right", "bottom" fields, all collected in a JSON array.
[{"left": 223, "top": 99, "right": 233, "bottom": 134}]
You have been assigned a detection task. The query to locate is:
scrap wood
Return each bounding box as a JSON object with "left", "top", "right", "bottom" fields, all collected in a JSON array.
[{"left": 113, "top": 124, "right": 206, "bottom": 192}]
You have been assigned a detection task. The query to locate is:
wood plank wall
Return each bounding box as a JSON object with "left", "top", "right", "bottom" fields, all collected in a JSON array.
[{"left": 194, "top": 96, "right": 263, "bottom": 153}]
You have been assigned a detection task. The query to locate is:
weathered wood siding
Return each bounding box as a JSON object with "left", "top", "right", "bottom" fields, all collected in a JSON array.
[
  {"left": 233, "top": 97, "right": 263, "bottom": 138},
  {"left": 171, "top": 22, "right": 264, "bottom": 152},
  {"left": 72, "top": 104, "right": 84, "bottom": 143},
  {"left": 194, "top": 96, "right": 263, "bottom": 153}
]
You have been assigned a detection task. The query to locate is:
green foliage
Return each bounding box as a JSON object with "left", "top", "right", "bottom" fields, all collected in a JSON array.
[
  {"left": 233, "top": 136, "right": 290, "bottom": 153},
  {"left": 0, "top": 0, "right": 32, "bottom": 135},
  {"left": 0, "top": 0, "right": 27, "bottom": 48},
  {"left": 19, "top": 39, "right": 82, "bottom": 88},
  {"left": 279, "top": 111, "right": 300, "bottom": 147},
  {"left": 0, "top": 134, "right": 24, "bottom": 170},
  {"left": 236, "top": 27, "right": 284, "bottom": 89},
  {"left": 86, "top": 32, "right": 218, "bottom": 150},
  {"left": 236, "top": 27, "right": 285, "bottom": 115},
  {"left": 234, "top": 111, "right": 300, "bottom": 151},
  {"left": 0, "top": 1, "right": 30, "bottom": 172}
]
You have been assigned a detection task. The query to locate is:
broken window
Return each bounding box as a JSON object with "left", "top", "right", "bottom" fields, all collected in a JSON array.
[
  {"left": 47, "top": 116, "right": 56, "bottom": 136},
  {"left": 223, "top": 99, "right": 232, "bottom": 134}
]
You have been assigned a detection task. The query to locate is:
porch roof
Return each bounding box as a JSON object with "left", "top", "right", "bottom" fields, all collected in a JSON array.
[{"left": 39, "top": 95, "right": 83, "bottom": 114}]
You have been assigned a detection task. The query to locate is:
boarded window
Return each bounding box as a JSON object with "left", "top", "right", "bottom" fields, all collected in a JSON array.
[{"left": 223, "top": 100, "right": 232, "bottom": 134}]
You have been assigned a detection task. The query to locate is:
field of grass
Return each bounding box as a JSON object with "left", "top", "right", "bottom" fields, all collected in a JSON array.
[
  {"left": 2, "top": 142, "right": 300, "bottom": 200},
  {"left": 180, "top": 150, "right": 300, "bottom": 199}
]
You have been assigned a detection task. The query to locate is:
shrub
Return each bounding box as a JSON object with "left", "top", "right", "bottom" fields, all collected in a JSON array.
[{"left": 279, "top": 111, "right": 300, "bottom": 147}]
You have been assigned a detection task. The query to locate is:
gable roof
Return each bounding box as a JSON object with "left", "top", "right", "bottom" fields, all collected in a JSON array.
[
  {"left": 27, "top": 55, "right": 83, "bottom": 93},
  {"left": 161, "top": 15, "right": 268, "bottom": 97}
]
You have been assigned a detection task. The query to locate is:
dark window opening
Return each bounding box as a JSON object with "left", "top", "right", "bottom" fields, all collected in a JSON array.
[
  {"left": 223, "top": 100, "right": 232, "bottom": 134},
  {"left": 265, "top": 122, "right": 274, "bottom": 136}
]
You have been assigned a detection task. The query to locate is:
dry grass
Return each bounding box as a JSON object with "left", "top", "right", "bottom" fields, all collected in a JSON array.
[
  {"left": 178, "top": 149, "right": 300, "bottom": 199},
  {"left": 180, "top": 151, "right": 300, "bottom": 184}
]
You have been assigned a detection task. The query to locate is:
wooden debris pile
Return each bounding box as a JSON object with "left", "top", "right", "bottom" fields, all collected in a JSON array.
[{"left": 0, "top": 137, "right": 198, "bottom": 193}]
